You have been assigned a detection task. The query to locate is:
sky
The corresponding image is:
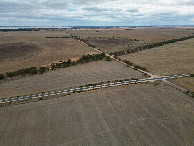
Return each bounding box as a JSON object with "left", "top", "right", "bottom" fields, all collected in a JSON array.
[{"left": 0, "top": 0, "right": 194, "bottom": 26}]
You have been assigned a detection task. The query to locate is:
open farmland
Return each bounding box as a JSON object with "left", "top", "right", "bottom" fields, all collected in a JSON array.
[
  {"left": 85, "top": 37, "right": 144, "bottom": 53},
  {"left": 67, "top": 27, "right": 194, "bottom": 53},
  {"left": 68, "top": 27, "right": 194, "bottom": 43},
  {"left": 120, "top": 38, "right": 194, "bottom": 75},
  {"left": 0, "top": 61, "right": 142, "bottom": 99},
  {"left": 0, "top": 31, "right": 97, "bottom": 74},
  {"left": 70, "top": 27, "right": 194, "bottom": 39},
  {"left": 0, "top": 84, "right": 193, "bottom": 145},
  {"left": 169, "top": 77, "right": 194, "bottom": 92},
  {"left": 0, "top": 43, "right": 41, "bottom": 62}
]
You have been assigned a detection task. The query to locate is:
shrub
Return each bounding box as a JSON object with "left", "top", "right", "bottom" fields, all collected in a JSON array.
[
  {"left": 38, "top": 67, "right": 48, "bottom": 74},
  {"left": 6, "top": 71, "right": 18, "bottom": 77},
  {"left": 0, "top": 74, "right": 5, "bottom": 80},
  {"left": 105, "top": 56, "right": 112, "bottom": 61},
  {"left": 6, "top": 67, "right": 38, "bottom": 77},
  {"left": 190, "top": 74, "right": 194, "bottom": 77},
  {"left": 123, "top": 60, "right": 133, "bottom": 66},
  {"left": 192, "top": 92, "right": 194, "bottom": 97},
  {"left": 17, "top": 67, "right": 38, "bottom": 76},
  {"left": 131, "top": 78, "right": 138, "bottom": 80},
  {"left": 51, "top": 63, "right": 56, "bottom": 70}
]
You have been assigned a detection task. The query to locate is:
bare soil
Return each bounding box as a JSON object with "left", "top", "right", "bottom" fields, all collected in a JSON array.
[
  {"left": 0, "top": 61, "right": 142, "bottom": 98},
  {"left": 0, "top": 43, "right": 41, "bottom": 62},
  {"left": 120, "top": 38, "right": 194, "bottom": 75},
  {"left": 0, "top": 84, "right": 193, "bottom": 145}
]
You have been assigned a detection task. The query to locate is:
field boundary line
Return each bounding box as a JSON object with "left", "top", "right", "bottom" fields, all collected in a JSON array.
[{"left": 162, "top": 78, "right": 192, "bottom": 96}]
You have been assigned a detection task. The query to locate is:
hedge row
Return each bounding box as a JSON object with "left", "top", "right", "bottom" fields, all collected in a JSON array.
[{"left": 110, "top": 35, "right": 194, "bottom": 56}]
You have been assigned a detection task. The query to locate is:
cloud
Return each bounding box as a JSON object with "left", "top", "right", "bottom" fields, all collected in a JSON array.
[
  {"left": 0, "top": 0, "right": 194, "bottom": 26},
  {"left": 83, "top": 7, "right": 111, "bottom": 12},
  {"left": 127, "top": 9, "right": 139, "bottom": 13}
]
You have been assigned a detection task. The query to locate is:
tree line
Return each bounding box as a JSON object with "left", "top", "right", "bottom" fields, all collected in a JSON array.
[
  {"left": 50, "top": 53, "right": 107, "bottom": 69},
  {"left": 0, "top": 67, "right": 49, "bottom": 80},
  {"left": 110, "top": 35, "right": 194, "bottom": 57},
  {"left": 0, "top": 53, "right": 108, "bottom": 80},
  {"left": 123, "top": 60, "right": 148, "bottom": 72}
]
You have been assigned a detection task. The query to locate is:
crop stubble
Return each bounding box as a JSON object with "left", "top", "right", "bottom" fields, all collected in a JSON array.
[
  {"left": 68, "top": 27, "right": 194, "bottom": 43},
  {"left": 0, "top": 84, "right": 193, "bottom": 145},
  {"left": 169, "top": 77, "right": 194, "bottom": 92},
  {"left": 0, "top": 31, "right": 97, "bottom": 74},
  {"left": 68, "top": 28, "right": 194, "bottom": 53},
  {"left": 120, "top": 38, "right": 194, "bottom": 75}
]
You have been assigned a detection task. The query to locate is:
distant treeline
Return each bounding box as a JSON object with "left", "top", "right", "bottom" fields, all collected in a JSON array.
[
  {"left": 0, "top": 28, "right": 40, "bottom": 32},
  {"left": 0, "top": 28, "right": 69, "bottom": 32},
  {"left": 109, "top": 35, "right": 194, "bottom": 56},
  {"left": 0, "top": 53, "right": 111, "bottom": 80},
  {"left": 45, "top": 36, "right": 72, "bottom": 38},
  {"left": 71, "top": 26, "right": 114, "bottom": 29}
]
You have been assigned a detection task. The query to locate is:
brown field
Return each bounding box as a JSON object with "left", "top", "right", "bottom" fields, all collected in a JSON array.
[
  {"left": 68, "top": 27, "right": 194, "bottom": 43},
  {"left": 0, "top": 28, "right": 194, "bottom": 145},
  {"left": 0, "top": 61, "right": 142, "bottom": 98},
  {"left": 0, "top": 31, "right": 97, "bottom": 74},
  {"left": 0, "top": 43, "right": 41, "bottom": 62},
  {"left": 68, "top": 27, "right": 194, "bottom": 53},
  {"left": 120, "top": 38, "right": 194, "bottom": 75},
  {"left": 169, "top": 77, "right": 194, "bottom": 92},
  {"left": 86, "top": 37, "right": 144, "bottom": 53},
  {"left": 0, "top": 84, "right": 193, "bottom": 145}
]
